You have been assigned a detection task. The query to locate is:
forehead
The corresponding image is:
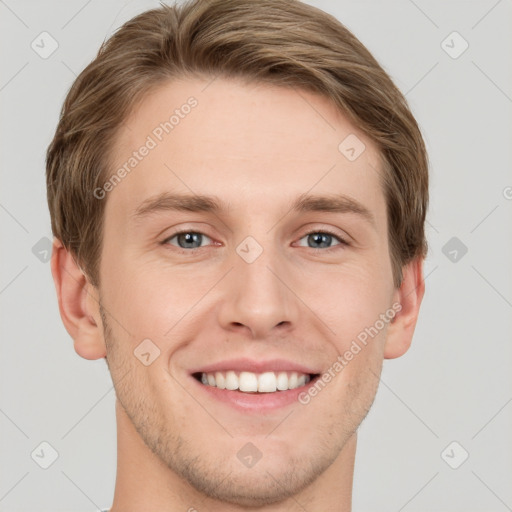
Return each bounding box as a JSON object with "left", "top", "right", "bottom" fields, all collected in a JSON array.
[{"left": 107, "top": 77, "right": 386, "bottom": 223}]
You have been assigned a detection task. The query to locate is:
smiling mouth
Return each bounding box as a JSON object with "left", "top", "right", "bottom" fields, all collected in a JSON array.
[{"left": 193, "top": 370, "right": 320, "bottom": 393}]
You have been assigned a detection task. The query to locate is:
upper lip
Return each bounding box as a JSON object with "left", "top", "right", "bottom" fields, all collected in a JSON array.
[{"left": 190, "top": 358, "right": 321, "bottom": 376}]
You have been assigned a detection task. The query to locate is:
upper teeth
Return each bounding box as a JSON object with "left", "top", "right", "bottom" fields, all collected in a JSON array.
[{"left": 200, "top": 371, "right": 310, "bottom": 392}]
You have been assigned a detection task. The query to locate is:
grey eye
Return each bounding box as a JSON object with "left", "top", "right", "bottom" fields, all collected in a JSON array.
[
  {"left": 297, "top": 232, "right": 342, "bottom": 249},
  {"left": 167, "top": 232, "right": 212, "bottom": 249}
]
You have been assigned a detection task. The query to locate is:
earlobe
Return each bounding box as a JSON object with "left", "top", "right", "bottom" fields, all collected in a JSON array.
[
  {"left": 383, "top": 257, "right": 425, "bottom": 359},
  {"left": 51, "top": 238, "right": 106, "bottom": 360}
]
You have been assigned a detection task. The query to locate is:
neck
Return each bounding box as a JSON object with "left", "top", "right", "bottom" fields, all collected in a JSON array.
[{"left": 109, "top": 399, "right": 355, "bottom": 512}]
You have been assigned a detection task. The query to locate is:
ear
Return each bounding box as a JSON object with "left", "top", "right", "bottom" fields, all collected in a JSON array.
[
  {"left": 50, "top": 238, "right": 106, "bottom": 360},
  {"left": 384, "top": 257, "right": 425, "bottom": 359}
]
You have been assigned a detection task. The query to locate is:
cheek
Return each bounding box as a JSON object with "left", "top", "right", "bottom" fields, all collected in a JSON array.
[
  {"left": 326, "top": 324, "right": 387, "bottom": 429},
  {"left": 101, "top": 252, "right": 205, "bottom": 332},
  {"left": 300, "top": 261, "right": 393, "bottom": 337}
]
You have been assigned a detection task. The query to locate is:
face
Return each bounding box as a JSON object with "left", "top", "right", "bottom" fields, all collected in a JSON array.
[{"left": 97, "top": 77, "right": 398, "bottom": 505}]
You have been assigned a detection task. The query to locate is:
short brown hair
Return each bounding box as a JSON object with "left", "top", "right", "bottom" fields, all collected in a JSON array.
[{"left": 46, "top": 0, "right": 428, "bottom": 288}]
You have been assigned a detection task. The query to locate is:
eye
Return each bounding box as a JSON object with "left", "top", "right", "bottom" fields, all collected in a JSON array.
[
  {"left": 163, "top": 231, "right": 213, "bottom": 249},
  {"left": 297, "top": 231, "right": 347, "bottom": 249}
]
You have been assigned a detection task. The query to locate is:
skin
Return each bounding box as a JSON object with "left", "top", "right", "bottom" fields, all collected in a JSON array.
[{"left": 51, "top": 77, "right": 425, "bottom": 511}]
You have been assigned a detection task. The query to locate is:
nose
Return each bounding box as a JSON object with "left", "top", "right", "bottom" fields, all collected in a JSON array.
[{"left": 217, "top": 242, "right": 300, "bottom": 339}]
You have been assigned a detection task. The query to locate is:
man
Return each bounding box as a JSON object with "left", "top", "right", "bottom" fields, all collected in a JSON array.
[{"left": 47, "top": 0, "right": 428, "bottom": 510}]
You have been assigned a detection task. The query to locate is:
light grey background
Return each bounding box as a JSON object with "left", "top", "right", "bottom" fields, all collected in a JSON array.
[{"left": 1, "top": 0, "right": 511, "bottom": 510}]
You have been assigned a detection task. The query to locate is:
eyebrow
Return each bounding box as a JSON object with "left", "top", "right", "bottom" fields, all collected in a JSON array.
[
  {"left": 132, "top": 192, "right": 224, "bottom": 219},
  {"left": 132, "top": 191, "right": 376, "bottom": 228},
  {"left": 292, "top": 193, "right": 376, "bottom": 228}
]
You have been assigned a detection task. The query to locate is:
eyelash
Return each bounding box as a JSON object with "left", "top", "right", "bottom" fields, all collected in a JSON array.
[
  {"left": 161, "top": 229, "right": 349, "bottom": 252},
  {"left": 299, "top": 229, "right": 349, "bottom": 250}
]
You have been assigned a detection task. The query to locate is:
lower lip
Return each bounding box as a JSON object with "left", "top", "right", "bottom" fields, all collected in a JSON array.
[{"left": 190, "top": 374, "right": 319, "bottom": 413}]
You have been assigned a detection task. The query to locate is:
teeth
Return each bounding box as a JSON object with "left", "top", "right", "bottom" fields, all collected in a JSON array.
[
  {"left": 239, "top": 371, "right": 258, "bottom": 392},
  {"left": 276, "top": 371, "right": 288, "bottom": 391},
  {"left": 215, "top": 371, "right": 226, "bottom": 390},
  {"left": 225, "top": 371, "right": 238, "bottom": 390},
  {"left": 198, "top": 370, "right": 311, "bottom": 392},
  {"left": 258, "top": 372, "right": 277, "bottom": 393}
]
